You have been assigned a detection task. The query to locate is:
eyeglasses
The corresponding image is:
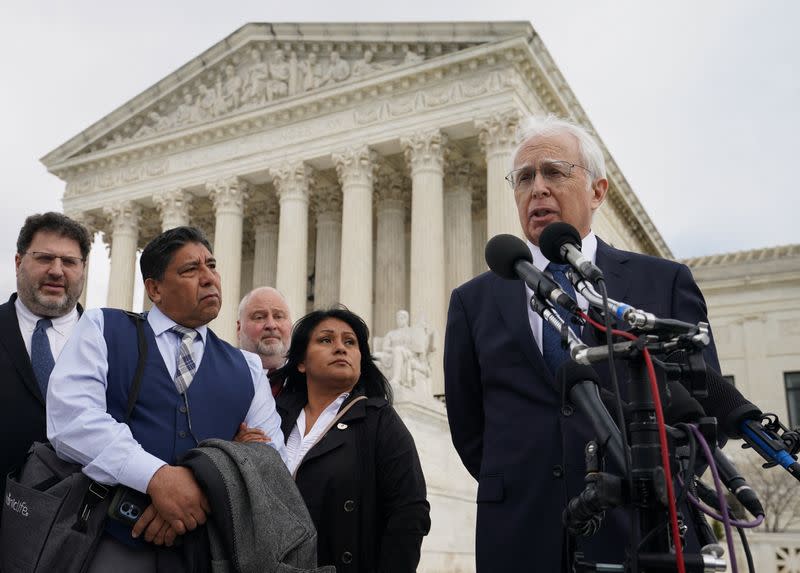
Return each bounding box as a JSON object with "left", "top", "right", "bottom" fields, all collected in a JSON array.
[
  {"left": 23, "top": 251, "right": 85, "bottom": 270},
  {"left": 505, "top": 160, "right": 594, "bottom": 192}
]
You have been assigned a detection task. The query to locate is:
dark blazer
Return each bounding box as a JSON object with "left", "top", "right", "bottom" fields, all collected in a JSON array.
[
  {"left": 277, "top": 389, "right": 431, "bottom": 573},
  {"left": 0, "top": 294, "right": 83, "bottom": 499},
  {"left": 444, "top": 238, "right": 720, "bottom": 572}
]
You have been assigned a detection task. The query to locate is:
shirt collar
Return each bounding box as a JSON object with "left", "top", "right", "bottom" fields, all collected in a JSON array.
[
  {"left": 527, "top": 230, "right": 598, "bottom": 271},
  {"left": 14, "top": 295, "right": 79, "bottom": 334},
  {"left": 147, "top": 304, "right": 208, "bottom": 342}
]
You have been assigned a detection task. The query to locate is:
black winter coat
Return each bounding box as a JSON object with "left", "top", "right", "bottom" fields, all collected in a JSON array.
[{"left": 277, "top": 390, "right": 431, "bottom": 573}]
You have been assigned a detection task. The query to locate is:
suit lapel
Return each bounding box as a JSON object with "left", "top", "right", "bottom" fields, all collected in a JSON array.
[
  {"left": 0, "top": 294, "right": 43, "bottom": 406},
  {"left": 491, "top": 274, "right": 554, "bottom": 384}
]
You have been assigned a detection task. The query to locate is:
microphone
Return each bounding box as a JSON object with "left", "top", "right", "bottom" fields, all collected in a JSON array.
[
  {"left": 540, "top": 222, "right": 604, "bottom": 283},
  {"left": 559, "top": 361, "right": 626, "bottom": 474},
  {"left": 666, "top": 380, "right": 765, "bottom": 518},
  {"left": 485, "top": 234, "right": 580, "bottom": 315}
]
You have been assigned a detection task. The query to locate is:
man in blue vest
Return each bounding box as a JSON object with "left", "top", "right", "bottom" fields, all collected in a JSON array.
[{"left": 48, "top": 226, "right": 287, "bottom": 570}]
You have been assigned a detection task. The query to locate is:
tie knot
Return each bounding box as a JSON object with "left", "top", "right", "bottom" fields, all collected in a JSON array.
[
  {"left": 35, "top": 318, "right": 53, "bottom": 332},
  {"left": 170, "top": 325, "right": 197, "bottom": 341}
]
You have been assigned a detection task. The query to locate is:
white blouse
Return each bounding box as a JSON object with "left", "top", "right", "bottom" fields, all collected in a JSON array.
[{"left": 286, "top": 392, "right": 350, "bottom": 475}]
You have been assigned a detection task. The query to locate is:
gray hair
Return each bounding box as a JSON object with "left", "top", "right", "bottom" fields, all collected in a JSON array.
[
  {"left": 238, "top": 286, "right": 289, "bottom": 321},
  {"left": 511, "top": 115, "right": 607, "bottom": 181}
]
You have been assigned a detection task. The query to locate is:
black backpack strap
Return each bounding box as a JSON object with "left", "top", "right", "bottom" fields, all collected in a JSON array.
[{"left": 122, "top": 311, "right": 148, "bottom": 424}]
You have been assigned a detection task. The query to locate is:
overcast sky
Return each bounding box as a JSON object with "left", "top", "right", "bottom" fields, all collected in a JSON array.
[{"left": 1, "top": 1, "right": 797, "bottom": 308}]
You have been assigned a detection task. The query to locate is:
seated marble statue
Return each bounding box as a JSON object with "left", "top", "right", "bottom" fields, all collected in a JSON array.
[{"left": 374, "top": 310, "right": 434, "bottom": 394}]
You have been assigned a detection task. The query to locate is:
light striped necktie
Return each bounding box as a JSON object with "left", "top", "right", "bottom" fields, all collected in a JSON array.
[{"left": 169, "top": 325, "right": 198, "bottom": 394}]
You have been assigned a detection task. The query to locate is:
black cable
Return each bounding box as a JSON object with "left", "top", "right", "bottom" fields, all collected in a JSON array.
[
  {"left": 597, "top": 278, "right": 638, "bottom": 572},
  {"left": 736, "top": 525, "right": 755, "bottom": 573}
]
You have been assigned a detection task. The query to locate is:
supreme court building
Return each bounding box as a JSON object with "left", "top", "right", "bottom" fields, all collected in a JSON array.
[
  {"left": 42, "top": 21, "right": 667, "bottom": 396},
  {"left": 39, "top": 22, "right": 730, "bottom": 570}
]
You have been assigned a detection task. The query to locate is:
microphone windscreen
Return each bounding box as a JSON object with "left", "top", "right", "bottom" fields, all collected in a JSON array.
[
  {"left": 485, "top": 234, "right": 532, "bottom": 279},
  {"left": 557, "top": 360, "right": 601, "bottom": 393},
  {"left": 701, "top": 367, "right": 761, "bottom": 438},
  {"left": 540, "top": 222, "right": 582, "bottom": 264},
  {"left": 665, "top": 380, "right": 706, "bottom": 424}
]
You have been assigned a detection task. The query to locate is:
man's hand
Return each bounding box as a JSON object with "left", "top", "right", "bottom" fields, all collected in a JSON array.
[
  {"left": 131, "top": 504, "right": 180, "bottom": 546},
  {"left": 145, "top": 465, "right": 209, "bottom": 535},
  {"left": 234, "top": 422, "right": 269, "bottom": 443}
]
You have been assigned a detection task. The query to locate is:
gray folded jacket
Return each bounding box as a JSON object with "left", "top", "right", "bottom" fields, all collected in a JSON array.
[{"left": 182, "top": 439, "right": 335, "bottom": 573}]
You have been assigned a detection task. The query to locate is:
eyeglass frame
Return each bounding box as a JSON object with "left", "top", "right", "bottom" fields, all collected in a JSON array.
[
  {"left": 22, "top": 251, "right": 86, "bottom": 269},
  {"left": 504, "top": 160, "right": 595, "bottom": 192}
]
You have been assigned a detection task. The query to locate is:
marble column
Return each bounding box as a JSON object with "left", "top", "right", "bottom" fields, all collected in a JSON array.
[
  {"left": 271, "top": 161, "right": 312, "bottom": 320},
  {"left": 472, "top": 189, "right": 488, "bottom": 275},
  {"left": 66, "top": 211, "right": 97, "bottom": 309},
  {"left": 374, "top": 166, "right": 408, "bottom": 338},
  {"left": 251, "top": 196, "right": 279, "bottom": 289},
  {"left": 334, "top": 145, "right": 376, "bottom": 328},
  {"left": 401, "top": 128, "right": 447, "bottom": 395},
  {"left": 104, "top": 201, "right": 141, "bottom": 311},
  {"left": 208, "top": 177, "right": 249, "bottom": 344},
  {"left": 477, "top": 109, "right": 521, "bottom": 239},
  {"left": 153, "top": 188, "right": 193, "bottom": 230},
  {"left": 312, "top": 181, "right": 342, "bottom": 309},
  {"left": 444, "top": 153, "right": 474, "bottom": 295}
]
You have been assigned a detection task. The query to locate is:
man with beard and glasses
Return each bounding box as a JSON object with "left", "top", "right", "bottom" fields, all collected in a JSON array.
[
  {"left": 237, "top": 286, "right": 292, "bottom": 397},
  {"left": 0, "top": 212, "right": 91, "bottom": 504}
]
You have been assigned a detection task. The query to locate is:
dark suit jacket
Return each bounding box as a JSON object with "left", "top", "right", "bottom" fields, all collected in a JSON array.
[
  {"left": 0, "top": 293, "right": 82, "bottom": 499},
  {"left": 444, "top": 238, "right": 720, "bottom": 572}
]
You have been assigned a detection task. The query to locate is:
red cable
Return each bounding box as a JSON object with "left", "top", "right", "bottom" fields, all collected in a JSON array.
[{"left": 579, "top": 312, "right": 687, "bottom": 573}]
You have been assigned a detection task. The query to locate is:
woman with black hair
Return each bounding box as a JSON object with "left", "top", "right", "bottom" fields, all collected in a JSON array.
[{"left": 274, "top": 307, "right": 430, "bottom": 572}]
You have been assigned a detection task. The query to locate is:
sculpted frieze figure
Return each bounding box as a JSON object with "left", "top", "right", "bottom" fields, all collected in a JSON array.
[
  {"left": 299, "top": 52, "right": 321, "bottom": 92},
  {"left": 241, "top": 48, "right": 270, "bottom": 105},
  {"left": 351, "top": 50, "right": 378, "bottom": 77},
  {"left": 266, "top": 49, "right": 290, "bottom": 101}
]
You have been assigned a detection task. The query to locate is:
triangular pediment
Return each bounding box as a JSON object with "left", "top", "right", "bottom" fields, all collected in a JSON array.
[{"left": 42, "top": 22, "right": 533, "bottom": 166}]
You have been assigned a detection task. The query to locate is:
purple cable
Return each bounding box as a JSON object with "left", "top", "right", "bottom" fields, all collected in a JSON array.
[
  {"left": 689, "top": 424, "right": 738, "bottom": 573},
  {"left": 684, "top": 489, "right": 765, "bottom": 528}
]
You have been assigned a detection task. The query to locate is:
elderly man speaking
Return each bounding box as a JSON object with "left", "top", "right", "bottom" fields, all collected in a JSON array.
[
  {"left": 444, "top": 115, "right": 725, "bottom": 571},
  {"left": 47, "top": 226, "right": 286, "bottom": 571}
]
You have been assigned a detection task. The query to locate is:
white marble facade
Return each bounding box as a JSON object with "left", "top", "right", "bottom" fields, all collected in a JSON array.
[{"left": 45, "top": 22, "right": 676, "bottom": 571}]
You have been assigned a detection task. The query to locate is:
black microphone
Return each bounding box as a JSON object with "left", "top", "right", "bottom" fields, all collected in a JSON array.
[
  {"left": 540, "top": 222, "right": 604, "bottom": 283},
  {"left": 485, "top": 234, "right": 580, "bottom": 314},
  {"left": 559, "top": 361, "right": 626, "bottom": 474},
  {"left": 667, "top": 380, "right": 765, "bottom": 518}
]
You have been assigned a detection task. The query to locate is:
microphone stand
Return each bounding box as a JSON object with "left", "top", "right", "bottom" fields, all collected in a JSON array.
[{"left": 558, "top": 323, "right": 727, "bottom": 572}]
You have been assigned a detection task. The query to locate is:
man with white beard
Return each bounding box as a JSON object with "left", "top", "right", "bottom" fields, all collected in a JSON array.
[{"left": 237, "top": 286, "right": 292, "bottom": 397}]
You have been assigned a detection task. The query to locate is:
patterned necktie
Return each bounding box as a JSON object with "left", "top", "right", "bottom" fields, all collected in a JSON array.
[
  {"left": 169, "top": 325, "right": 198, "bottom": 394},
  {"left": 541, "top": 263, "right": 578, "bottom": 376},
  {"left": 31, "top": 318, "right": 55, "bottom": 397}
]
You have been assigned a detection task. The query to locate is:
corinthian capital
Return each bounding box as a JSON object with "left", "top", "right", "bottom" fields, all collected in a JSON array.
[
  {"left": 401, "top": 129, "right": 448, "bottom": 174},
  {"left": 64, "top": 210, "right": 99, "bottom": 236},
  {"left": 476, "top": 109, "right": 522, "bottom": 156},
  {"left": 311, "top": 180, "right": 343, "bottom": 217},
  {"left": 103, "top": 201, "right": 141, "bottom": 235},
  {"left": 444, "top": 150, "right": 476, "bottom": 193},
  {"left": 333, "top": 145, "right": 377, "bottom": 188},
  {"left": 375, "top": 164, "right": 409, "bottom": 206},
  {"left": 153, "top": 188, "right": 193, "bottom": 227},
  {"left": 270, "top": 162, "right": 312, "bottom": 202},
  {"left": 207, "top": 177, "right": 249, "bottom": 214}
]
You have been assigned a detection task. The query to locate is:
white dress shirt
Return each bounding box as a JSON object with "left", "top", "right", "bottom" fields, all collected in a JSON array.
[
  {"left": 15, "top": 297, "right": 79, "bottom": 361},
  {"left": 286, "top": 392, "right": 350, "bottom": 475},
  {"left": 525, "top": 231, "right": 598, "bottom": 352},
  {"left": 47, "top": 305, "right": 287, "bottom": 493}
]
